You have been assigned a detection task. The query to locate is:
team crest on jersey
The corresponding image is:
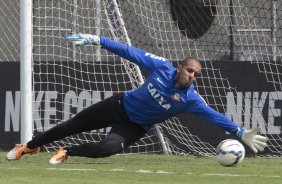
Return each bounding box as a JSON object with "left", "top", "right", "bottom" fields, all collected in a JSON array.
[{"left": 171, "top": 93, "right": 180, "bottom": 102}]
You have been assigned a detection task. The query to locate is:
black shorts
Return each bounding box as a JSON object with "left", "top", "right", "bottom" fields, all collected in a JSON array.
[{"left": 64, "top": 93, "right": 146, "bottom": 148}]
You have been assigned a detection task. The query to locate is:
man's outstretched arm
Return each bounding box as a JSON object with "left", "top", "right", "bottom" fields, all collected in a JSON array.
[
  {"left": 188, "top": 92, "right": 268, "bottom": 153},
  {"left": 65, "top": 34, "right": 169, "bottom": 72}
]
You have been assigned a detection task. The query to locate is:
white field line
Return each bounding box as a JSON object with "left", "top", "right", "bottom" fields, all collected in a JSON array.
[
  {"left": 0, "top": 167, "right": 21, "bottom": 170},
  {"left": 47, "top": 167, "right": 174, "bottom": 174},
  {"left": 0, "top": 167, "right": 280, "bottom": 178},
  {"left": 46, "top": 167, "right": 281, "bottom": 178},
  {"left": 47, "top": 168, "right": 96, "bottom": 172},
  {"left": 202, "top": 173, "right": 281, "bottom": 178},
  {"left": 109, "top": 168, "right": 174, "bottom": 174}
]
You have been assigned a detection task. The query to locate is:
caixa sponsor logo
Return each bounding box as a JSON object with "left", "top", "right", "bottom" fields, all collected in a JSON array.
[
  {"left": 226, "top": 92, "right": 282, "bottom": 134},
  {"left": 147, "top": 83, "right": 171, "bottom": 110}
]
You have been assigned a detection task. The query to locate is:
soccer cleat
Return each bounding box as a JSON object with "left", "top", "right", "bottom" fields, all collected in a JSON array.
[
  {"left": 49, "top": 147, "right": 68, "bottom": 164},
  {"left": 6, "top": 144, "right": 40, "bottom": 160}
]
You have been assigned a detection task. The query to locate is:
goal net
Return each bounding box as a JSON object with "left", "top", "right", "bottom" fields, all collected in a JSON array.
[{"left": 3, "top": 0, "right": 281, "bottom": 156}]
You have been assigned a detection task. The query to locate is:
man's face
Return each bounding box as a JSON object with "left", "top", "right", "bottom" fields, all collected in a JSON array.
[{"left": 175, "top": 60, "right": 201, "bottom": 88}]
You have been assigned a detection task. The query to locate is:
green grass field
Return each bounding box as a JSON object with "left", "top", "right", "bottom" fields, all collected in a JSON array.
[{"left": 0, "top": 152, "right": 281, "bottom": 184}]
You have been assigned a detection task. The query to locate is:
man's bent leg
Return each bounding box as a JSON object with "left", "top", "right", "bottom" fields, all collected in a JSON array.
[
  {"left": 64, "top": 122, "right": 146, "bottom": 158},
  {"left": 65, "top": 134, "right": 126, "bottom": 158},
  {"left": 48, "top": 133, "right": 125, "bottom": 164}
]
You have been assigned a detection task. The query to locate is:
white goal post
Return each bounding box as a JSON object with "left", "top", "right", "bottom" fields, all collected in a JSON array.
[
  {"left": 20, "top": 0, "right": 33, "bottom": 144},
  {"left": 15, "top": 0, "right": 282, "bottom": 156}
]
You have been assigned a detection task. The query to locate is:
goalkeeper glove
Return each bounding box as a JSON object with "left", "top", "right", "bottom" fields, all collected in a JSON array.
[
  {"left": 65, "top": 34, "right": 100, "bottom": 46},
  {"left": 237, "top": 127, "right": 268, "bottom": 153}
]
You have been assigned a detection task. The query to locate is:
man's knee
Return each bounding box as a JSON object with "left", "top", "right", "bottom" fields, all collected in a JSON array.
[{"left": 97, "top": 139, "right": 125, "bottom": 157}]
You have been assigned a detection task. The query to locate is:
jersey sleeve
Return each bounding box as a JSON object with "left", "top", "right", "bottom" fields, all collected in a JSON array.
[
  {"left": 187, "top": 92, "right": 241, "bottom": 137},
  {"left": 100, "top": 36, "right": 169, "bottom": 72}
]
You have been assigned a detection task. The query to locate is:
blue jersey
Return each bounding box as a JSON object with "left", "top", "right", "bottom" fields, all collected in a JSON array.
[{"left": 100, "top": 37, "right": 241, "bottom": 136}]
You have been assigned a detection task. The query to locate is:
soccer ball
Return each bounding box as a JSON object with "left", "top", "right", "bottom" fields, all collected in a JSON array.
[{"left": 216, "top": 139, "right": 245, "bottom": 166}]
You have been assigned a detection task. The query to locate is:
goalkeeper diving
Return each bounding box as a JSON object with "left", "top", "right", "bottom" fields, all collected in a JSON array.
[{"left": 6, "top": 34, "right": 268, "bottom": 164}]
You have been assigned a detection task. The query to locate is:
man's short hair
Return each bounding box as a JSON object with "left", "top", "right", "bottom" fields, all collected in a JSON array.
[{"left": 180, "top": 57, "right": 201, "bottom": 67}]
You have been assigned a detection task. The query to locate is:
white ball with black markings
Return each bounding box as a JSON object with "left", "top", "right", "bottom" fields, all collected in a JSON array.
[{"left": 216, "top": 139, "right": 245, "bottom": 166}]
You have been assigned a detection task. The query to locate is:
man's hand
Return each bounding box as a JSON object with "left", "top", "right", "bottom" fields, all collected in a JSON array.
[
  {"left": 65, "top": 34, "right": 100, "bottom": 46},
  {"left": 238, "top": 127, "right": 268, "bottom": 153}
]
